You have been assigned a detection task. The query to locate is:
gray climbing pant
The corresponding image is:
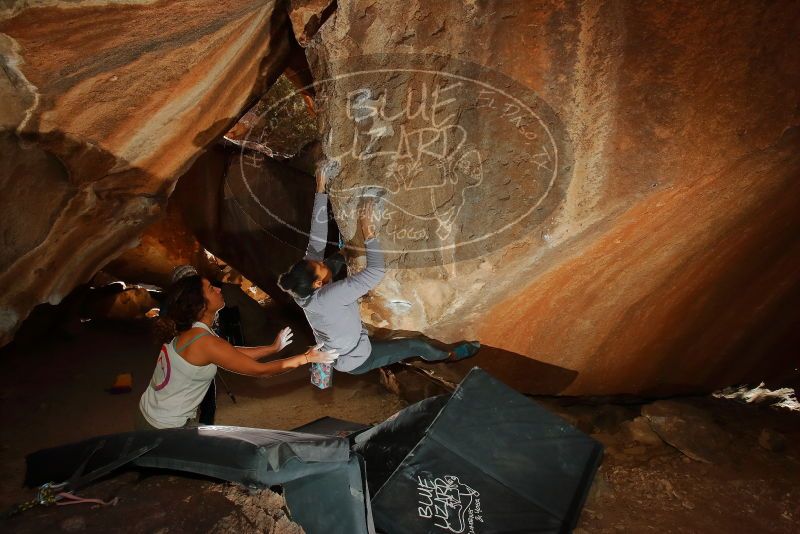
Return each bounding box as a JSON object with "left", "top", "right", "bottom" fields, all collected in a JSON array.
[{"left": 348, "top": 337, "right": 450, "bottom": 375}]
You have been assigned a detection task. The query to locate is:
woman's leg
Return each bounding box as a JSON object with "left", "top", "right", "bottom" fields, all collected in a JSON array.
[{"left": 349, "top": 338, "right": 450, "bottom": 375}]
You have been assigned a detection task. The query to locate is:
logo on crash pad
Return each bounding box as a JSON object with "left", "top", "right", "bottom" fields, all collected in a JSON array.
[{"left": 417, "top": 474, "right": 483, "bottom": 533}]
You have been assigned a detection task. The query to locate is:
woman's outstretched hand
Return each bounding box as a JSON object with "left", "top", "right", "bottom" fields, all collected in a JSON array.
[
  {"left": 273, "top": 327, "right": 293, "bottom": 351},
  {"left": 305, "top": 343, "right": 339, "bottom": 365}
]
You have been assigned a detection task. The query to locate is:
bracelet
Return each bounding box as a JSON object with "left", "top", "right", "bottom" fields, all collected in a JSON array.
[{"left": 304, "top": 354, "right": 309, "bottom": 365}]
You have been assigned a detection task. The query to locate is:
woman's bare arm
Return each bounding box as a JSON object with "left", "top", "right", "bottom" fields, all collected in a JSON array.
[
  {"left": 235, "top": 345, "right": 277, "bottom": 360},
  {"left": 193, "top": 336, "right": 336, "bottom": 378}
]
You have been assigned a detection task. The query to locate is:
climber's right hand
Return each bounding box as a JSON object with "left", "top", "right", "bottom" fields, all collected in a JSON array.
[
  {"left": 315, "top": 165, "right": 327, "bottom": 193},
  {"left": 315, "top": 159, "right": 341, "bottom": 193}
]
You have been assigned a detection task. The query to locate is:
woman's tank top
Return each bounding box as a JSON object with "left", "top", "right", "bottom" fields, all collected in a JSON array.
[{"left": 139, "top": 322, "right": 218, "bottom": 428}]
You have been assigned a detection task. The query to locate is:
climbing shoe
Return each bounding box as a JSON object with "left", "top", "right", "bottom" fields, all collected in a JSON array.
[{"left": 448, "top": 341, "right": 481, "bottom": 361}]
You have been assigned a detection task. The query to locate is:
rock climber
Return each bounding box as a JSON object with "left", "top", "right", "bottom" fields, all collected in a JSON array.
[{"left": 277, "top": 160, "right": 480, "bottom": 376}]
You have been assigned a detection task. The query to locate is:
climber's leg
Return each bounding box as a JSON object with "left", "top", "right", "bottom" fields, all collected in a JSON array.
[{"left": 348, "top": 338, "right": 480, "bottom": 374}]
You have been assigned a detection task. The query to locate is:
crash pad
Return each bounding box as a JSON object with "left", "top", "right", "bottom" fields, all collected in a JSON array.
[
  {"left": 354, "top": 368, "right": 603, "bottom": 533},
  {"left": 25, "top": 426, "right": 372, "bottom": 534}
]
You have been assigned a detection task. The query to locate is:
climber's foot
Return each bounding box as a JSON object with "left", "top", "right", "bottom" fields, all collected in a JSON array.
[{"left": 447, "top": 341, "right": 481, "bottom": 362}]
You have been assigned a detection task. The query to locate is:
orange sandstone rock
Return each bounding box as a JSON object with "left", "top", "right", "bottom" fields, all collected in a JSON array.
[{"left": 0, "top": 0, "right": 296, "bottom": 344}]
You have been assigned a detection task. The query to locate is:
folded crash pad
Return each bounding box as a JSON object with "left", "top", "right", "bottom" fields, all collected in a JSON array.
[
  {"left": 284, "top": 453, "right": 374, "bottom": 534},
  {"left": 26, "top": 426, "right": 349, "bottom": 488},
  {"left": 354, "top": 368, "right": 603, "bottom": 534},
  {"left": 25, "top": 426, "right": 372, "bottom": 534}
]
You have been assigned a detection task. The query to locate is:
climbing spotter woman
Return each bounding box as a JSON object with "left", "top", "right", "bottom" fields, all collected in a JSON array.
[{"left": 136, "top": 274, "right": 337, "bottom": 430}]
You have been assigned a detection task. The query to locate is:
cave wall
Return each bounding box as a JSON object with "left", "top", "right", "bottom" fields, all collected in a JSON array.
[
  {"left": 174, "top": 144, "right": 336, "bottom": 306},
  {"left": 1, "top": 0, "right": 798, "bottom": 396},
  {"left": 102, "top": 197, "right": 210, "bottom": 289},
  {"left": 303, "top": 0, "right": 800, "bottom": 394},
  {"left": 0, "top": 0, "right": 295, "bottom": 345}
]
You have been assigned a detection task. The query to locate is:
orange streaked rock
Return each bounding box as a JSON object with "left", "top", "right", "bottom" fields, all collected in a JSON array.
[
  {"left": 0, "top": 0, "right": 295, "bottom": 344},
  {"left": 305, "top": 0, "right": 800, "bottom": 394}
]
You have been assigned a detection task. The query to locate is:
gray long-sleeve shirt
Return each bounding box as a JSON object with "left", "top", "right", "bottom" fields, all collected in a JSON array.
[{"left": 296, "top": 193, "right": 385, "bottom": 371}]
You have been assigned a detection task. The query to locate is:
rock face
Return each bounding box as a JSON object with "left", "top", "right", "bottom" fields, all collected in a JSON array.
[
  {"left": 299, "top": 0, "right": 800, "bottom": 394},
  {"left": 642, "top": 401, "right": 731, "bottom": 464},
  {"left": 173, "top": 145, "right": 333, "bottom": 304},
  {"left": 2, "top": 1, "right": 799, "bottom": 397},
  {"left": 224, "top": 75, "right": 318, "bottom": 160},
  {"left": 102, "top": 199, "right": 210, "bottom": 289},
  {"left": 288, "top": 0, "right": 337, "bottom": 48},
  {"left": 0, "top": 0, "right": 296, "bottom": 345}
]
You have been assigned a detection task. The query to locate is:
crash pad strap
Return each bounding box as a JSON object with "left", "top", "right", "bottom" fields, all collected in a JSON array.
[
  {"left": 175, "top": 331, "right": 211, "bottom": 354},
  {"left": 3, "top": 439, "right": 160, "bottom": 519}
]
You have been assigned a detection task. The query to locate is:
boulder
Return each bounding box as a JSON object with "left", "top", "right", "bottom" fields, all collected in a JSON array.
[
  {"left": 0, "top": 0, "right": 297, "bottom": 345},
  {"left": 83, "top": 286, "right": 157, "bottom": 321},
  {"left": 102, "top": 199, "right": 211, "bottom": 289},
  {"left": 2, "top": 0, "right": 800, "bottom": 398},
  {"left": 223, "top": 75, "right": 318, "bottom": 159},
  {"left": 172, "top": 145, "right": 328, "bottom": 305},
  {"left": 758, "top": 428, "right": 787, "bottom": 453},
  {"left": 641, "top": 400, "right": 731, "bottom": 463},
  {"left": 299, "top": 0, "right": 800, "bottom": 394},
  {"left": 288, "top": 0, "right": 337, "bottom": 48},
  {"left": 620, "top": 416, "right": 664, "bottom": 447}
]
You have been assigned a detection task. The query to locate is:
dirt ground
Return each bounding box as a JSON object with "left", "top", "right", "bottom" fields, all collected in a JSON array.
[
  {"left": 541, "top": 397, "right": 800, "bottom": 533},
  {"left": 1, "top": 319, "right": 798, "bottom": 533}
]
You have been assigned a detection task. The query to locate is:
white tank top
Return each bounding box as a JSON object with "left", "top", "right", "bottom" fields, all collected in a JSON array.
[{"left": 139, "top": 322, "right": 218, "bottom": 428}]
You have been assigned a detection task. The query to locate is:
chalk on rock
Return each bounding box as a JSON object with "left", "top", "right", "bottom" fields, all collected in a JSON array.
[{"left": 318, "top": 158, "right": 341, "bottom": 182}]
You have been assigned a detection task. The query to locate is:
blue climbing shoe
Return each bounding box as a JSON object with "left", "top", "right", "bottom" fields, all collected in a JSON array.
[{"left": 449, "top": 341, "right": 481, "bottom": 361}]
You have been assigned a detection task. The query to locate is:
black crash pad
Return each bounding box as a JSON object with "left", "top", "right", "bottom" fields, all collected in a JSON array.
[
  {"left": 26, "top": 426, "right": 350, "bottom": 488},
  {"left": 23, "top": 369, "right": 601, "bottom": 534},
  {"left": 25, "top": 426, "right": 372, "bottom": 534},
  {"left": 354, "top": 368, "right": 603, "bottom": 534}
]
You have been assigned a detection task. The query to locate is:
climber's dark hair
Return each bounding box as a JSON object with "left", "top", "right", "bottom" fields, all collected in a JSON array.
[
  {"left": 153, "top": 275, "right": 206, "bottom": 344},
  {"left": 278, "top": 260, "right": 318, "bottom": 299}
]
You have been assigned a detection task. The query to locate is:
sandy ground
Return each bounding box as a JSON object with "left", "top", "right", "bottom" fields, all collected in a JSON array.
[{"left": 1, "top": 319, "right": 799, "bottom": 533}]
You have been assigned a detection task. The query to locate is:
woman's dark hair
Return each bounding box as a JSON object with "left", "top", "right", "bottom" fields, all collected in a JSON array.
[
  {"left": 153, "top": 275, "right": 206, "bottom": 343},
  {"left": 278, "top": 260, "right": 318, "bottom": 299}
]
